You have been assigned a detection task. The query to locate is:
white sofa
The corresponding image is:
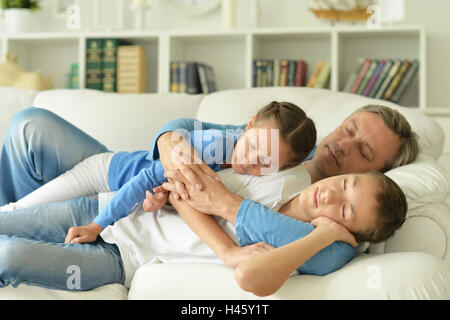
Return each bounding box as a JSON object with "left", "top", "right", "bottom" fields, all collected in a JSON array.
[{"left": 0, "top": 86, "right": 449, "bottom": 300}]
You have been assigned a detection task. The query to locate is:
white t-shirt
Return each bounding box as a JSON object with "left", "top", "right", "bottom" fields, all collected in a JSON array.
[{"left": 100, "top": 164, "right": 311, "bottom": 287}]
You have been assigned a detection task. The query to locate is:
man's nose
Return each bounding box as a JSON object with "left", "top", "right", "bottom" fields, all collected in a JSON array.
[{"left": 338, "top": 137, "right": 355, "bottom": 156}]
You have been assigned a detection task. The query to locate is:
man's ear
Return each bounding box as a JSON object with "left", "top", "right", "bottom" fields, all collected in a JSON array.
[{"left": 246, "top": 115, "right": 258, "bottom": 130}]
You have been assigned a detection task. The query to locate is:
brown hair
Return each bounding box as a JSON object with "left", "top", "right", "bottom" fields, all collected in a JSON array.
[
  {"left": 353, "top": 171, "right": 407, "bottom": 243},
  {"left": 255, "top": 101, "right": 317, "bottom": 169},
  {"left": 353, "top": 105, "right": 419, "bottom": 172}
]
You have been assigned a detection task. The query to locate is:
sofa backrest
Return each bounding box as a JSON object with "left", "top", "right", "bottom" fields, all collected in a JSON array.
[
  {"left": 32, "top": 89, "right": 204, "bottom": 152},
  {"left": 196, "top": 87, "right": 445, "bottom": 160},
  {"left": 0, "top": 86, "right": 38, "bottom": 144}
]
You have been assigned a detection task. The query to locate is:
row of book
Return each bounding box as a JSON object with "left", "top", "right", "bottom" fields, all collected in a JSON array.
[
  {"left": 252, "top": 59, "right": 331, "bottom": 89},
  {"left": 343, "top": 58, "right": 419, "bottom": 103},
  {"left": 86, "top": 39, "right": 147, "bottom": 93},
  {"left": 170, "top": 61, "right": 217, "bottom": 94}
]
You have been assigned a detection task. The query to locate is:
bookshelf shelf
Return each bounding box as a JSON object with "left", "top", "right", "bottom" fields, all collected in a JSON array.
[
  {"left": 0, "top": 25, "right": 427, "bottom": 109},
  {"left": 252, "top": 32, "right": 332, "bottom": 89},
  {"left": 168, "top": 34, "right": 247, "bottom": 93}
]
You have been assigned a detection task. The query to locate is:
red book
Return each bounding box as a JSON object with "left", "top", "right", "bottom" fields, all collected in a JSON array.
[
  {"left": 350, "top": 58, "right": 372, "bottom": 94},
  {"left": 295, "top": 60, "right": 307, "bottom": 86}
]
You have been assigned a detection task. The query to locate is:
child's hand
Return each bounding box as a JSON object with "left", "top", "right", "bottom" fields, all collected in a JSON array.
[
  {"left": 143, "top": 187, "right": 169, "bottom": 212},
  {"left": 311, "top": 216, "right": 359, "bottom": 248},
  {"left": 221, "top": 242, "right": 274, "bottom": 269},
  {"left": 65, "top": 222, "right": 103, "bottom": 244}
]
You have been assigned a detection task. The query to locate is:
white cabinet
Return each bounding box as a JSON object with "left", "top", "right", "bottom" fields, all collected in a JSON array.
[{"left": 0, "top": 25, "right": 429, "bottom": 110}]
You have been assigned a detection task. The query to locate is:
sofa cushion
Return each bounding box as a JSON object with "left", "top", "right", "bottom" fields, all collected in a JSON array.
[
  {"left": 32, "top": 89, "right": 204, "bottom": 152},
  {"left": 0, "top": 283, "right": 128, "bottom": 300},
  {"left": 0, "top": 86, "right": 37, "bottom": 144},
  {"left": 128, "top": 252, "right": 450, "bottom": 300},
  {"left": 196, "top": 87, "right": 444, "bottom": 160}
]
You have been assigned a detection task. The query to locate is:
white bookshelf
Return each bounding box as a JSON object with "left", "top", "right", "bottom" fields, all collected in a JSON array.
[{"left": 0, "top": 25, "right": 427, "bottom": 109}]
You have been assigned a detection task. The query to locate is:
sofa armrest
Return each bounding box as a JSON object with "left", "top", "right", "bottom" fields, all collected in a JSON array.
[
  {"left": 128, "top": 252, "right": 450, "bottom": 300},
  {"left": 369, "top": 202, "right": 450, "bottom": 265}
]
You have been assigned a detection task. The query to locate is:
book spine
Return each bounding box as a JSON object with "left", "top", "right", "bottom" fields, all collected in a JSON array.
[
  {"left": 287, "top": 60, "right": 297, "bottom": 86},
  {"left": 86, "top": 39, "right": 103, "bottom": 90},
  {"left": 170, "top": 62, "right": 179, "bottom": 93},
  {"left": 261, "top": 60, "right": 267, "bottom": 87},
  {"left": 69, "top": 62, "right": 79, "bottom": 89},
  {"left": 343, "top": 58, "right": 364, "bottom": 92},
  {"left": 356, "top": 59, "right": 378, "bottom": 95},
  {"left": 178, "top": 61, "right": 188, "bottom": 93},
  {"left": 186, "top": 62, "right": 201, "bottom": 94},
  {"left": 197, "top": 63, "right": 208, "bottom": 93},
  {"left": 374, "top": 59, "right": 402, "bottom": 100},
  {"left": 252, "top": 60, "right": 257, "bottom": 87},
  {"left": 363, "top": 60, "right": 385, "bottom": 96},
  {"left": 267, "top": 60, "right": 274, "bottom": 86},
  {"left": 273, "top": 59, "right": 280, "bottom": 87},
  {"left": 350, "top": 58, "right": 372, "bottom": 93},
  {"left": 117, "top": 46, "right": 147, "bottom": 93},
  {"left": 280, "top": 59, "right": 289, "bottom": 86},
  {"left": 390, "top": 60, "right": 419, "bottom": 104},
  {"left": 307, "top": 61, "right": 323, "bottom": 87},
  {"left": 295, "top": 60, "right": 306, "bottom": 87},
  {"left": 368, "top": 59, "right": 393, "bottom": 98},
  {"left": 102, "top": 39, "right": 121, "bottom": 92},
  {"left": 205, "top": 65, "right": 216, "bottom": 92},
  {"left": 314, "top": 62, "right": 331, "bottom": 88},
  {"left": 383, "top": 60, "right": 411, "bottom": 101},
  {"left": 256, "top": 59, "right": 263, "bottom": 87}
]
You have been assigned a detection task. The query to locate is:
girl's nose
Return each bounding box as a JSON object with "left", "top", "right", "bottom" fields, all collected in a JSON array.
[{"left": 321, "top": 188, "right": 341, "bottom": 204}]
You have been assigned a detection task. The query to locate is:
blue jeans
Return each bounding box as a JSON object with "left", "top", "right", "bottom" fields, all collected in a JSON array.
[
  {"left": 0, "top": 107, "right": 109, "bottom": 205},
  {"left": 0, "top": 196, "right": 125, "bottom": 291}
]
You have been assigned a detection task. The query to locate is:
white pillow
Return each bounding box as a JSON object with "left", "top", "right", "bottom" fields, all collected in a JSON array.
[{"left": 385, "top": 153, "right": 450, "bottom": 210}]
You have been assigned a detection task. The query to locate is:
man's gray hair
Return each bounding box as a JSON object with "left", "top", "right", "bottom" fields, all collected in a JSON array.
[{"left": 353, "top": 104, "right": 419, "bottom": 172}]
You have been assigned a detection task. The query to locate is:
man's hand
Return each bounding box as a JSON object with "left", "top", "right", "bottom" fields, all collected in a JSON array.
[
  {"left": 162, "top": 163, "right": 243, "bottom": 223},
  {"left": 64, "top": 222, "right": 104, "bottom": 244},
  {"left": 221, "top": 242, "right": 275, "bottom": 269},
  {"left": 311, "top": 216, "right": 358, "bottom": 248},
  {"left": 143, "top": 187, "right": 169, "bottom": 212}
]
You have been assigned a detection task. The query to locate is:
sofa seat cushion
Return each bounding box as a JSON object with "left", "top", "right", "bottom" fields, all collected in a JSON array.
[
  {"left": 0, "top": 283, "right": 128, "bottom": 300},
  {"left": 128, "top": 252, "right": 450, "bottom": 300}
]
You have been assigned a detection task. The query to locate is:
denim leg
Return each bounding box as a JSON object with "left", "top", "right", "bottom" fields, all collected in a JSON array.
[
  {"left": 0, "top": 196, "right": 125, "bottom": 291},
  {"left": 0, "top": 196, "right": 100, "bottom": 241},
  {"left": 0, "top": 235, "right": 124, "bottom": 291},
  {"left": 0, "top": 107, "right": 109, "bottom": 205}
]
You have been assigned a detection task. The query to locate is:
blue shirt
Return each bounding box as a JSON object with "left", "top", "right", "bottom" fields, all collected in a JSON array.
[
  {"left": 236, "top": 199, "right": 355, "bottom": 276},
  {"left": 96, "top": 123, "right": 245, "bottom": 228}
]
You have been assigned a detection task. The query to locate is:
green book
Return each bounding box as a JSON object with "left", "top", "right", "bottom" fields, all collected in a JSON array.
[
  {"left": 69, "top": 63, "right": 79, "bottom": 89},
  {"left": 102, "top": 39, "right": 130, "bottom": 92},
  {"left": 287, "top": 60, "right": 297, "bottom": 86},
  {"left": 86, "top": 39, "right": 103, "bottom": 91},
  {"left": 357, "top": 59, "right": 379, "bottom": 95},
  {"left": 314, "top": 62, "right": 331, "bottom": 88}
]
